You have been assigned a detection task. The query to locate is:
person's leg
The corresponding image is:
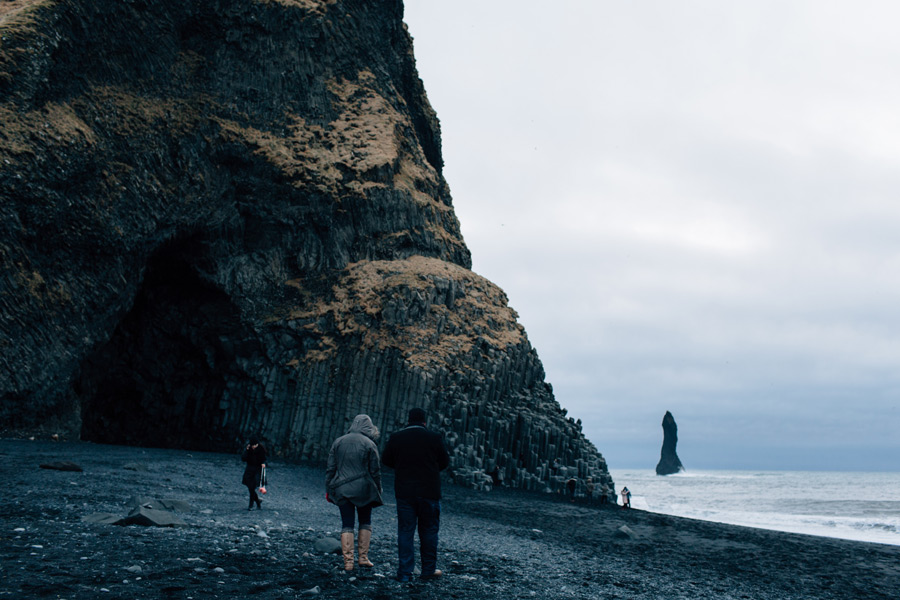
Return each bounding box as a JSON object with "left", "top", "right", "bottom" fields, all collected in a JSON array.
[
  {"left": 417, "top": 498, "right": 441, "bottom": 578},
  {"left": 246, "top": 485, "right": 257, "bottom": 510},
  {"left": 396, "top": 498, "right": 417, "bottom": 580},
  {"left": 339, "top": 502, "right": 356, "bottom": 571},
  {"left": 356, "top": 504, "right": 374, "bottom": 567},
  {"left": 339, "top": 501, "right": 357, "bottom": 531}
]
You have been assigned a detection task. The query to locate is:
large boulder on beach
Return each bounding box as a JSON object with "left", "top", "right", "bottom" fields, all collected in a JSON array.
[
  {"left": 0, "top": 0, "right": 612, "bottom": 495},
  {"left": 81, "top": 513, "right": 122, "bottom": 525},
  {"left": 119, "top": 506, "right": 187, "bottom": 527},
  {"left": 656, "top": 411, "right": 685, "bottom": 475}
]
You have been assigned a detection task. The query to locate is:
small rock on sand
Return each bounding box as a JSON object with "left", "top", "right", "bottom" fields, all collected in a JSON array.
[
  {"left": 39, "top": 461, "right": 83, "bottom": 472},
  {"left": 122, "top": 463, "right": 149, "bottom": 471},
  {"left": 313, "top": 537, "right": 341, "bottom": 554}
]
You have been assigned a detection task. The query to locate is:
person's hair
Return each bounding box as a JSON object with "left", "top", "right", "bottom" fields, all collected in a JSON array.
[
  {"left": 408, "top": 407, "right": 426, "bottom": 424},
  {"left": 249, "top": 436, "right": 259, "bottom": 446}
]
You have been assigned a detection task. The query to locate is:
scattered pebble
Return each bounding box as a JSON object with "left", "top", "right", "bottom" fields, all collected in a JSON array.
[{"left": 301, "top": 586, "right": 321, "bottom": 596}]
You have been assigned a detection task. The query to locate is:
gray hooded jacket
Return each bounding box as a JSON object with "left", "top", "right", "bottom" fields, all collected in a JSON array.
[{"left": 325, "top": 415, "right": 383, "bottom": 508}]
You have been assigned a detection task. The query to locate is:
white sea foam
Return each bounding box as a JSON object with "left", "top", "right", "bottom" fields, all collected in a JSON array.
[{"left": 609, "top": 469, "right": 900, "bottom": 546}]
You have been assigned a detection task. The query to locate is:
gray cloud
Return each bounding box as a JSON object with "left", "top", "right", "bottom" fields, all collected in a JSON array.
[{"left": 404, "top": 1, "right": 900, "bottom": 470}]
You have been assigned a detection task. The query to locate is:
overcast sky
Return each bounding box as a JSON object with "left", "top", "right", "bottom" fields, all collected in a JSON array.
[{"left": 403, "top": 1, "right": 900, "bottom": 471}]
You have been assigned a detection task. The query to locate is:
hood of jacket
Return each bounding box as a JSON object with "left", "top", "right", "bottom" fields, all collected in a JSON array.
[{"left": 349, "top": 414, "right": 378, "bottom": 441}]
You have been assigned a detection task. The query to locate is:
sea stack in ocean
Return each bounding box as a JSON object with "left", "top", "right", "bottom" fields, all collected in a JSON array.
[{"left": 656, "top": 411, "right": 684, "bottom": 475}]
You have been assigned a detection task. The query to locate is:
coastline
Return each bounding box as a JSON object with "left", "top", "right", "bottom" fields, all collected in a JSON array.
[
  {"left": 2, "top": 439, "right": 898, "bottom": 599},
  {"left": 610, "top": 468, "right": 900, "bottom": 546}
]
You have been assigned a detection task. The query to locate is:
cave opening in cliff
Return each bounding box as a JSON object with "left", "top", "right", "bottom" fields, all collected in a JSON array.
[{"left": 77, "top": 238, "right": 239, "bottom": 450}]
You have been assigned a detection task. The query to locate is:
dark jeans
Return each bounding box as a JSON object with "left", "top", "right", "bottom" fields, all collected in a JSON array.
[
  {"left": 396, "top": 497, "right": 440, "bottom": 577},
  {"left": 339, "top": 502, "right": 373, "bottom": 532}
]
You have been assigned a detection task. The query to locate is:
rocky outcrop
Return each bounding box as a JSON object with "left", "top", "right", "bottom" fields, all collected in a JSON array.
[
  {"left": 0, "top": 0, "right": 612, "bottom": 493},
  {"left": 656, "top": 411, "right": 684, "bottom": 475}
]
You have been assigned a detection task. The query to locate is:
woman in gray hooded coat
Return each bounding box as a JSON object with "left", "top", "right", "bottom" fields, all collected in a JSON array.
[{"left": 326, "top": 414, "right": 383, "bottom": 571}]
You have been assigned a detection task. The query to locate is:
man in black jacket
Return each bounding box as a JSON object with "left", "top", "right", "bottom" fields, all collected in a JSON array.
[{"left": 381, "top": 407, "right": 450, "bottom": 582}]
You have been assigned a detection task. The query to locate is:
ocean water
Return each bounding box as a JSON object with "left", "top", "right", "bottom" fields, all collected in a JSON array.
[{"left": 608, "top": 469, "right": 900, "bottom": 546}]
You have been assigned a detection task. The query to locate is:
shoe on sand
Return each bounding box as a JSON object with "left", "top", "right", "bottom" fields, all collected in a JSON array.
[{"left": 420, "top": 569, "right": 442, "bottom": 580}]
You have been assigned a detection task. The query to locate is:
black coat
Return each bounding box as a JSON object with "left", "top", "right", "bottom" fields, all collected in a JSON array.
[
  {"left": 241, "top": 445, "right": 267, "bottom": 488},
  {"left": 381, "top": 425, "right": 449, "bottom": 500}
]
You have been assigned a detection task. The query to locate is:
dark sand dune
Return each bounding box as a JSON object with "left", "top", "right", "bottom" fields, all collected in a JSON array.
[{"left": 2, "top": 439, "right": 897, "bottom": 599}]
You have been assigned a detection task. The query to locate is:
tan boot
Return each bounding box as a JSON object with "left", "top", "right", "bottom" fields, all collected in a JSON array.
[
  {"left": 340, "top": 531, "right": 355, "bottom": 571},
  {"left": 357, "top": 528, "right": 374, "bottom": 568}
]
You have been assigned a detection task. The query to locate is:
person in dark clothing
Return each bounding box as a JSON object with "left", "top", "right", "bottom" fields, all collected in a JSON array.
[
  {"left": 241, "top": 437, "right": 267, "bottom": 511},
  {"left": 566, "top": 477, "right": 577, "bottom": 502},
  {"left": 381, "top": 407, "right": 450, "bottom": 582}
]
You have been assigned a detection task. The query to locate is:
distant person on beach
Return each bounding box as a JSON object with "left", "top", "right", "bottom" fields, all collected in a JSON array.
[
  {"left": 326, "top": 414, "right": 384, "bottom": 572},
  {"left": 621, "top": 486, "right": 631, "bottom": 509},
  {"left": 382, "top": 407, "right": 450, "bottom": 583},
  {"left": 241, "top": 436, "right": 266, "bottom": 511},
  {"left": 566, "top": 477, "right": 577, "bottom": 502},
  {"left": 489, "top": 464, "right": 503, "bottom": 488},
  {"left": 585, "top": 477, "right": 595, "bottom": 504}
]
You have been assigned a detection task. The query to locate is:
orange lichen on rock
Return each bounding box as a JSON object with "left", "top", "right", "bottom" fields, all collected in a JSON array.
[
  {"left": 254, "top": 0, "right": 337, "bottom": 14},
  {"left": 285, "top": 256, "right": 526, "bottom": 368},
  {"left": 217, "top": 69, "right": 445, "bottom": 211},
  {"left": 0, "top": 0, "right": 55, "bottom": 27},
  {"left": 0, "top": 102, "right": 96, "bottom": 158}
]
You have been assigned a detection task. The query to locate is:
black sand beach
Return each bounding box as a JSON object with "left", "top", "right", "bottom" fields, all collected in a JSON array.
[{"left": 2, "top": 439, "right": 898, "bottom": 599}]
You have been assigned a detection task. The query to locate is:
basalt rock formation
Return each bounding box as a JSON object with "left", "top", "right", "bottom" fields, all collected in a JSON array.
[
  {"left": 656, "top": 411, "right": 684, "bottom": 475},
  {"left": 0, "top": 0, "right": 612, "bottom": 493}
]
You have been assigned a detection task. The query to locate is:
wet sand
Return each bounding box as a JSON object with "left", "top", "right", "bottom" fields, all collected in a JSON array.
[{"left": 1, "top": 439, "right": 898, "bottom": 599}]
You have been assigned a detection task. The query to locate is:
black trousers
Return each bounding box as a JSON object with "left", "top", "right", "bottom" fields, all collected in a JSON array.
[{"left": 246, "top": 484, "right": 260, "bottom": 505}]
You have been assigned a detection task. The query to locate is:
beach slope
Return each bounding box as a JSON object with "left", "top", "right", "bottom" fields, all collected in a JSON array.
[{"left": 1, "top": 439, "right": 897, "bottom": 599}]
